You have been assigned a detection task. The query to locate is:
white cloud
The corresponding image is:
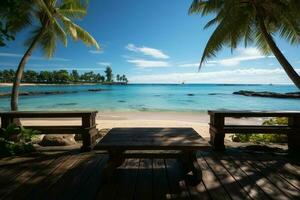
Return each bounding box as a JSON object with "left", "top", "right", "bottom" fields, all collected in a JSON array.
[
  {"left": 97, "top": 62, "right": 111, "bottom": 66},
  {"left": 178, "top": 63, "right": 199, "bottom": 67},
  {"left": 89, "top": 50, "right": 103, "bottom": 54},
  {"left": 62, "top": 67, "right": 104, "bottom": 71},
  {"left": 204, "top": 48, "right": 275, "bottom": 67},
  {"left": 129, "top": 68, "right": 299, "bottom": 84},
  {"left": 177, "top": 48, "right": 274, "bottom": 68},
  {"left": 0, "top": 52, "right": 70, "bottom": 61},
  {"left": 127, "top": 59, "right": 170, "bottom": 68},
  {"left": 126, "top": 44, "right": 169, "bottom": 59}
]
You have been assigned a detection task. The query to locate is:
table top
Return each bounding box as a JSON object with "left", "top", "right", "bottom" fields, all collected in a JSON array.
[{"left": 94, "top": 127, "right": 210, "bottom": 151}]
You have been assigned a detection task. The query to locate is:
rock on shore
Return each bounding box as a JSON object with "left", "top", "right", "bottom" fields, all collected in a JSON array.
[
  {"left": 233, "top": 90, "right": 300, "bottom": 99},
  {"left": 39, "top": 134, "right": 77, "bottom": 146}
]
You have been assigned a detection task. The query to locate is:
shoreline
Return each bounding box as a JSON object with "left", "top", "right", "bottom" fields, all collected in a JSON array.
[
  {"left": 0, "top": 83, "right": 295, "bottom": 87},
  {"left": 0, "top": 83, "right": 103, "bottom": 87}
]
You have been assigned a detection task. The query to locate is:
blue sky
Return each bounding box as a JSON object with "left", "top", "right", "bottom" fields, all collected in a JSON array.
[{"left": 0, "top": 0, "right": 299, "bottom": 84}]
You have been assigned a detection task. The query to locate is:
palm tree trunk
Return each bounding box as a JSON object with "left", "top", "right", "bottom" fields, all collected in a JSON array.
[
  {"left": 258, "top": 18, "right": 300, "bottom": 90},
  {"left": 10, "top": 29, "right": 44, "bottom": 111}
]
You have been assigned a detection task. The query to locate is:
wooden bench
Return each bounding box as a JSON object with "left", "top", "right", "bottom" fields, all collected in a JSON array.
[
  {"left": 0, "top": 111, "right": 98, "bottom": 152},
  {"left": 208, "top": 110, "right": 300, "bottom": 153}
]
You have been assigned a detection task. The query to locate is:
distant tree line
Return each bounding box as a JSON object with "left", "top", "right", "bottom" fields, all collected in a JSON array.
[{"left": 0, "top": 66, "right": 128, "bottom": 84}]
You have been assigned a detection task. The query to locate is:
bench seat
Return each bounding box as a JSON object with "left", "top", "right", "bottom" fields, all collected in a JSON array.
[{"left": 0, "top": 111, "right": 99, "bottom": 151}]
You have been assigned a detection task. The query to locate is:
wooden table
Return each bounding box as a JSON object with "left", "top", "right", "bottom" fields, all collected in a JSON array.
[{"left": 94, "top": 128, "right": 210, "bottom": 184}]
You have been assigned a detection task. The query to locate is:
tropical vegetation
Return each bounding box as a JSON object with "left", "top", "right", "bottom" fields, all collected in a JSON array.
[
  {"left": 0, "top": 67, "right": 128, "bottom": 84},
  {"left": 189, "top": 0, "right": 300, "bottom": 90},
  {"left": 231, "top": 117, "right": 288, "bottom": 143},
  {"left": 8, "top": 0, "right": 100, "bottom": 111},
  {"left": 0, "top": 0, "right": 32, "bottom": 46},
  {"left": 116, "top": 74, "right": 129, "bottom": 83},
  {"left": 0, "top": 123, "right": 39, "bottom": 157}
]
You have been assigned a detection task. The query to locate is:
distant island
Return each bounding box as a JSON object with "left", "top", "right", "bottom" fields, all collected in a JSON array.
[{"left": 0, "top": 66, "right": 128, "bottom": 85}]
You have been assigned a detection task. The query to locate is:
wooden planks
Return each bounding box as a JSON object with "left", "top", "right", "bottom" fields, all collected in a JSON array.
[
  {"left": 213, "top": 152, "right": 269, "bottom": 199},
  {"left": 134, "top": 159, "right": 153, "bottom": 200},
  {"left": 0, "top": 111, "right": 97, "bottom": 118},
  {"left": 95, "top": 127, "right": 210, "bottom": 150},
  {"left": 201, "top": 152, "right": 252, "bottom": 200},
  {"left": 114, "top": 159, "right": 140, "bottom": 200},
  {"left": 152, "top": 159, "right": 170, "bottom": 199},
  {"left": 0, "top": 148, "right": 299, "bottom": 200}
]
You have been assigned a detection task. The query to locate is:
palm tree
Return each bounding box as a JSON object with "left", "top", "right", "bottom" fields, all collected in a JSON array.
[
  {"left": 11, "top": 0, "right": 100, "bottom": 111},
  {"left": 189, "top": 0, "right": 300, "bottom": 89},
  {"left": 0, "top": 0, "right": 33, "bottom": 46},
  {"left": 121, "top": 75, "right": 126, "bottom": 82},
  {"left": 104, "top": 66, "right": 113, "bottom": 82},
  {"left": 116, "top": 74, "right": 120, "bottom": 82}
]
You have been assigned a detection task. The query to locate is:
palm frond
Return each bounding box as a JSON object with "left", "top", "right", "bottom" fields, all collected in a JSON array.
[
  {"left": 254, "top": 30, "right": 272, "bottom": 55},
  {"left": 189, "top": 0, "right": 224, "bottom": 16},
  {"left": 53, "top": 20, "right": 67, "bottom": 46},
  {"left": 199, "top": 2, "right": 251, "bottom": 68},
  {"left": 59, "top": 15, "right": 99, "bottom": 49},
  {"left": 34, "top": 0, "right": 55, "bottom": 23},
  {"left": 39, "top": 27, "right": 56, "bottom": 58},
  {"left": 199, "top": 19, "right": 230, "bottom": 68},
  {"left": 278, "top": 10, "right": 300, "bottom": 45},
  {"left": 58, "top": 0, "right": 87, "bottom": 19},
  {"left": 4, "top": 0, "right": 33, "bottom": 32}
]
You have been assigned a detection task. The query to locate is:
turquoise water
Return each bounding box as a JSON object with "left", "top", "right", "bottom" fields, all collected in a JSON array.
[{"left": 0, "top": 84, "right": 299, "bottom": 112}]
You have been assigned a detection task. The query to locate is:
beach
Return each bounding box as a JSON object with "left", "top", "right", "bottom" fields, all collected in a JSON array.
[
  {"left": 0, "top": 84, "right": 294, "bottom": 140},
  {"left": 0, "top": 83, "right": 101, "bottom": 87}
]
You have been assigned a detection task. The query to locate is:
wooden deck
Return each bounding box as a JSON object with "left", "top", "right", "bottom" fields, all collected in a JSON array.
[{"left": 0, "top": 146, "right": 299, "bottom": 200}]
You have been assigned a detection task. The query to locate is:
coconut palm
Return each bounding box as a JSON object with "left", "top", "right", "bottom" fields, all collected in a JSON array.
[
  {"left": 0, "top": 0, "right": 33, "bottom": 46},
  {"left": 104, "top": 66, "right": 113, "bottom": 82},
  {"left": 11, "top": 0, "right": 100, "bottom": 111},
  {"left": 189, "top": 0, "right": 300, "bottom": 89}
]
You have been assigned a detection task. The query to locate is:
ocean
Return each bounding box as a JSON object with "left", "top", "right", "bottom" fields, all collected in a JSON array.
[{"left": 0, "top": 84, "right": 299, "bottom": 112}]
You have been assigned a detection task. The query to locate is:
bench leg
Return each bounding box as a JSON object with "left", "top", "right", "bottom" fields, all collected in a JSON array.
[
  {"left": 181, "top": 150, "right": 202, "bottom": 185},
  {"left": 81, "top": 127, "right": 98, "bottom": 152},
  {"left": 288, "top": 117, "right": 300, "bottom": 154},
  {"left": 102, "top": 150, "right": 125, "bottom": 182},
  {"left": 210, "top": 128, "right": 225, "bottom": 151}
]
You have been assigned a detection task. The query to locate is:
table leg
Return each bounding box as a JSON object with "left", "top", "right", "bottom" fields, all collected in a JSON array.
[
  {"left": 102, "top": 150, "right": 125, "bottom": 182},
  {"left": 181, "top": 150, "right": 202, "bottom": 185}
]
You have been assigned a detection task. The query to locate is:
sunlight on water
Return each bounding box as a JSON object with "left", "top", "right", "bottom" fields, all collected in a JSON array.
[{"left": 0, "top": 84, "right": 299, "bottom": 112}]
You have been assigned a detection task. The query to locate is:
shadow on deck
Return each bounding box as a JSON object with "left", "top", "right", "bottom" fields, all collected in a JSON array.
[{"left": 0, "top": 146, "right": 299, "bottom": 200}]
